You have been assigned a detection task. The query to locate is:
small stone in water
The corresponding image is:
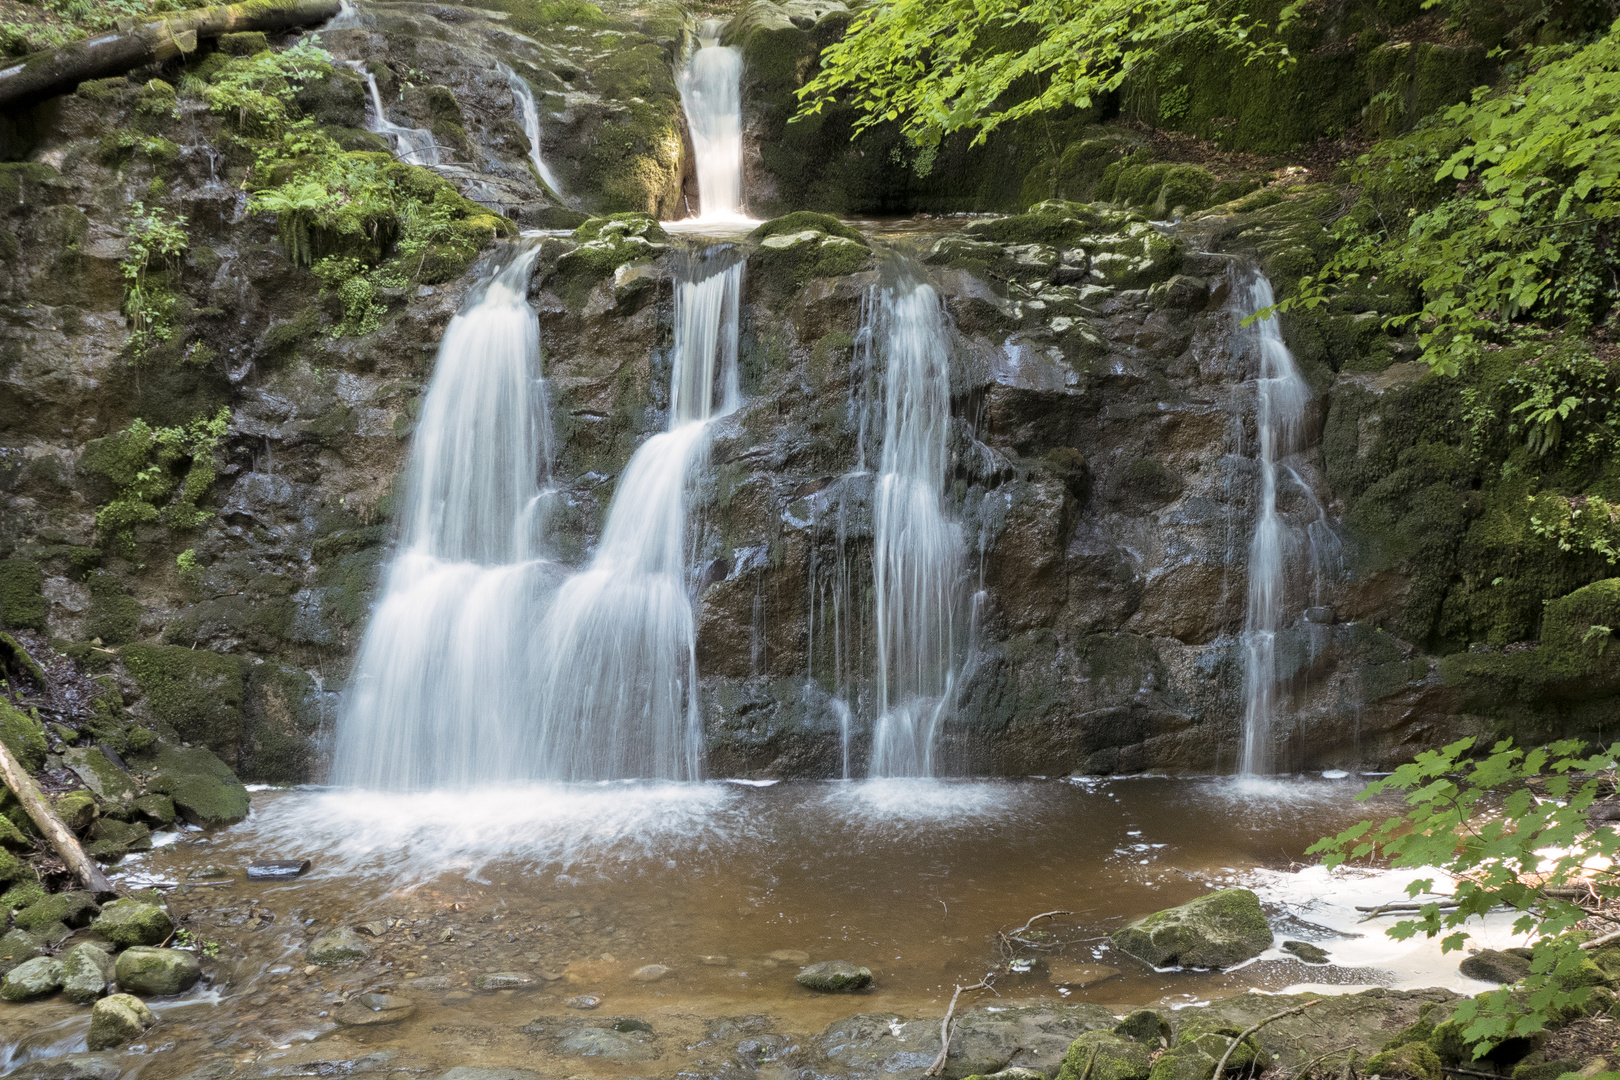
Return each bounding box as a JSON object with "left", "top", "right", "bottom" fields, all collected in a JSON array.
[
  {"left": 1282, "top": 940, "right": 1331, "bottom": 965},
  {"left": 795, "top": 960, "right": 872, "bottom": 992},
  {"left": 768, "top": 950, "right": 810, "bottom": 964},
  {"left": 629, "top": 964, "right": 669, "bottom": 982},
  {"left": 441, "top": 990, "right": 473, "bottom": 1005},
  {"left": 565, "top": 993, "right": 603, "bottom": 1009},
  {"left": 358, "top": 921, "right": 389, "bottom": 937},
  {"left": 247, "top": 859, "right": 311, "bottom": 881},
  {"left": 1046, "top": 962, "right": 1120, "bottom": 987},
  {"left": 473, "top": 971, "right": 535, "bottom": 991},
  {"left": 613, "top": 1017, "right": 653, "bottom": 1033},
  {"left": 699, "top": 955, "right": 730, "bottom": 966},
  {"left": 335, "top": 992, "right": 416, "bottom": 1026}
]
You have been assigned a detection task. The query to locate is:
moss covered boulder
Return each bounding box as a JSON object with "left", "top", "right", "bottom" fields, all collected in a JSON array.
[
  {"left": 115, "top": 946, "right": 201, "bottom": 996},
  {"left": 0, "top": 700, "right": 47, "bottom": 772},
  {"left": 747, "top": 213, "right": 872, "bottom": 297},
  {"left": 1146, "top": 1045, "right": 1219, "bottom": 1080},
  {"left": 14, "top": 890, "right": 99, "bottom": 933},
  {"left": 60, "top": 941, "right": 116, "bottom": 1004},
  {"left": 93, "top": 898, "right": 173, "bottom": 947},
  {"left": 1174, "top": 1019, "right": 1271, "bottom": 1073},
  {"left": 51, "top": 789, "right": 98, "bottom": 832},
  {"left": 1110, "top": 889, "right": 1272, "bottom": 969},
  {"left": 0, "top": 928, "right": 40, "bottom": 976},
  {"left": 88, "top": 993, "right": 155, "bottom": 1050},
  {"left": 0, "top": 559, "right": 47, "bottom": 630},
  {"left": 122, "top": 643, "right": 246, "bottom": 764},
  {"left": 1055, "top": 1030, "right": 1153, "bottom": 1080},
  {"left": 1368, "top": 1041, "right": 1444, "bottom": 1080},
  {"left": 140, "top": 742, "right": 250, "bottom": 827},
  {"left": 548, "top": 214, "right": 670, "bottom": 310},
  {"left": 308, "top": 926, "right": 373, "bottom": 966},
  {"left": 0, "top": 954, "right": 62, "bottom": 1001}
]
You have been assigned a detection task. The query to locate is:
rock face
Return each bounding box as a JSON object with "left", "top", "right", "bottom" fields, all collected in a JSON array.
[
  {"left": 797, "top": 960, "right": 873, "bottom": 992},
  {"left": 60, "top": 942, "right": 116, "bottom": 1003},
  {"left": 88, "top": 993, "right": 155, "bottom": 1050},
  {"left": 1110, "top": 889, "right": 1273, "bottom": 969},
  {"left": 113, "top": 946, "right": 201, "bottom": 996},
  {"left": 0, "top": 955, "right": 63, "bottom": 1001},
  {"left": 92, "top": 898, "right": 173, "bottom": 947}
]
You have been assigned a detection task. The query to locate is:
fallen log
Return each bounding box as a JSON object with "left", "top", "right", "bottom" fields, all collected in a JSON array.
[
  {"left": 0, "top": 730, "right": 114, "bottom": 896},
  {"left": 0, "top": 0, "right": 341, "bottom": 109}
]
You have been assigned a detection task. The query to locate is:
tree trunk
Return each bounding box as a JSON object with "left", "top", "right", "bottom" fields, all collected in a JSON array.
[
  {"left": 0, "top": 0, "right": 342, "bottom": 109},
  {"left": 0, "top": 735, "right": 115, "bottom": 896}
]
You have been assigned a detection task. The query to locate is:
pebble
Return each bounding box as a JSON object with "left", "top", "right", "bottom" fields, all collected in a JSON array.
[
  {"left": 768, "top": 950, "right": 810, "bottom": 964},
  {"left": 473, "top": 971, "right": 535, "bottom": 991},
  {"left": 565, "top": 993, "right": 602, "bottom": 1009},
  {"left": 247, "top": 859, "right": 311, "bottom": 881},
  {"left": 629, "top": 964, "right": 670, "bottom": 982},
  {"left": 699, "top": 955, "right": 730, "bottom": 966},
  {"left": 334, "top": 992, "right": 416, "bottom": 1026}
]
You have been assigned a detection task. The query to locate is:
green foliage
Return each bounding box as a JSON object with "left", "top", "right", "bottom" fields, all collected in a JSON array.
[
  {"left": 1310, "top": 737, "right": 1619, "bottom": 1057},
  {"left": 120, "top": 201, "right": 188, "bottom": 359},
  {"left": 203, "top": 42, "right": 332, "bottom": 138},
  {"left": 0, "top": 0, "right": 206, "bottom": 57},
  {"left": 93, "top": 408, "right": 229, "bottom": 551},
  {"left": 173, "top": 928, "right": 220, "bottom": 958},
  {"left": 1282, "top": 23, "right": 1620, "bottom": 375},
  {"left": 795, "top": 0, "right": 1300, "bottom": 148}
]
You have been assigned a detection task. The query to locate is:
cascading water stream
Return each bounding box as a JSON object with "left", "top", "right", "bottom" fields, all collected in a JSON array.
[
  {"left": 333, "top": 244, "right": 556, "bottom": 790},
  {"left": 867, "top": 282, "right": 964, "bottom": 778},
  {"left": 354, "top": 65, "right": 442, "bottom": 167},
  {"left": 527, "top": 252, "right": 743, "bottom": 781},
  {"left": 678, "top": 21, "right": 745, "bottom": 220},
  {"left": 500, "top": 64, "right": 564, "bottom": 200},
  {"left": 1237, "top": 271, "right": 1312, "bottom": 776}
]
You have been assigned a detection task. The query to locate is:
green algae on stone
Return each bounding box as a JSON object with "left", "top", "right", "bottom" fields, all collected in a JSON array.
[
  {"left": 0, "top": 955, "right": 63, "bottom": 1002},
  {"left": 142, "top": 743, "right": 250, "bottom": 827},
  {"left": 122, "top": 643, "right": 246, "bottom": 762},
  {"left": 93, "top": 898, "right": 174, "bottom": 947},
  {"left": 1113, "top": 1007, "right": 1170, "bottom": 1046},
  {"left": 0, "top": 559, "right": 47, "bottom": 630},
  {"left": 86, "top": 818, "right": 154, "bottom": 861},
  {"left": 795, "top": 959, "right": 872, "bottom": 991},
  {"left": 0, "top": 928, "right": 41, "bottom": 976},
  {"left": 1055, "top": 1030, "right": 1152, "bottom": 1080},
  {"left": 1175, "top": 1019, "right": 1270, "bottom": 1072},
  {"left": 15, "top": 890, "right": 100, "bottom": 933},
  {"left": 1111, "top": 888, "right": 1272, "bottom": 969},
  {"left": 1366, "top": 1042, "right": 1443, "bottom": 1080},
  {"left": 51, "top": 790, "right": 98, "bottom": 832},
  {"left": 89, "top": 992, "right": 155, "bottom": 1050},
  {"left": 60, "top": 941, "right": 116, "bottom": 1004},
  {"left": 115, "top": 946, "right": 200, "bottom": 996},
  {"left": 308, "top": 926, "right": 373, "bottom": 965},
  {"left": 0, "top": 700, "right": 47, "bottom": 772},
  {"left": 1146, "top": 1045, "right": 1219, "bottom": 1080},
  {"left": 747, "top": 212, "right": 866, "bottom": 245}
]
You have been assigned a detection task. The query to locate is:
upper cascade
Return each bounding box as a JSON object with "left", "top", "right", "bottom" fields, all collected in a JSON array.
[{"left": 678, "top": 21, "right": 747, "bottom": 221}]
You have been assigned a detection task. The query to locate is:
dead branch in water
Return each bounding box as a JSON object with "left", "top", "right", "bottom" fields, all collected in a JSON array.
[{"left": 1211, "top": 1001, "right": 1320, "bottom": 1080}]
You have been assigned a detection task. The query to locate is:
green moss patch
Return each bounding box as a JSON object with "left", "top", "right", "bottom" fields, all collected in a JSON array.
[
  {"left": 138, "top": 742, "right": 250, "bottom": 827},
  {"left": 122, "top": 644, "right": 246, "bottom": 763},
  {"left": 0, "top": 560, "right": 46, "bottom": 631}
]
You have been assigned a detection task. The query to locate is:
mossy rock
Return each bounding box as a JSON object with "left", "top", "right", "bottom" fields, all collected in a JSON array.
[
  {"left": 89, "top": 992, "right": 154, "bottom": 1050},
  {"left": 748, "top": 228, "right": 873, "bottom": 297},
  {"left": 1175, "top": 1020, "right": 1270, "bottom": 1073},
  {"left": 217, "top": 31, "right": 269, "bottom": 55},
  {"left": 51, "top": 790, "right": 98, "bottom": 832},
  {"left": 0, "top": 813, "right": 27, "bottom": 849},
  {"left": 550, "top": 214, "right": 670, "bottom": 309},
  {"left": 0, "top": 700, "right": 46, "bottom": 772},
  {"left": 86, "top": 818, "right": 153, "bottom": 862},
  {"left": 0, "top": 559, "right": 46, "bottom": 630},
  {"left": 140, "top": 741, "right": 250, "bottom": 827},
  {"left": 1113, "top": 1008, "right": 1171, "bottom": 1046},
  {"left": 1111, "top": 888, "right": 1272, "bottom": 969},
  {"left": 0, "top": 847, "right": 25, "bottom": 886},
  {"left": 61, "top": 745, "right": 137, "bottom": 802},
  {"left": 122, "top": 643, "right": 246, "bottom": 763},
  {"left": 0, "top": 928, "right": 41, "bottom": 976},
  {"left": 1055, "top": 1030, "right": 1153, "bottom": 1080},
  {"left": 132, "top": 793, "right": 176, "bottom": 826},
  {"left": 1429, "top": 1014, "right": 1542, "bottom": 1066},
  {"left": 14, "top": 890, "right": 100, "bottom": 932},
  {"left": 60, "top": 941, "right": 115, "bottom": 1004},
  {"left": 747, "top": 211, "right": 866, "bottom": 245},
  {"left": 114, "top": 946, "right": 200, "bottom": 996},
  {"left": 85, "top": 571, "right": 142, "bottom": 645},
  {"left": 93, "top": 898, "right": 173, "bottom": 947},
  {"left": 0, "top": 955, "right": 62, "bottom": 1002},
  {"left": 1147, "top": 1045, "right": 1219, "bottom": 1080},
  {"left": 0, "top": 881, "right": 45, "bottom": 913},
  {"left": 964, "top": 200, "right": 1104, "bottom": 248},
  {"left": 1367, "top": 1041, "right": 1443, "bottom": 1080}
]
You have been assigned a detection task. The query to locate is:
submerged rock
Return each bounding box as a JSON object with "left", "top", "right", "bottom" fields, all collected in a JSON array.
[
  {"left": 796, "top": 960, "right": 873, "bottom": 992},
  {"left": 92, "top": 898, "right": 173, "bottom": 947},
  {"left": 565, "top": 994, "right": 603, "bottom": 1009},
  {"left": 335, "top": 992, "right": 416, "bottom": 1026},
  {"left": 629, "top": 964, "right": 670, "bottom": 982},
  {"left": 87, "top": 993, "right": 155, "bottom": 1050},
  {"left": 247, "top": 859, "right": 311, "bottom": 881},
  {"left": 556, "top": 1025, "right": 654, "bottom": 1060},
  {"left": 0, "top": 955, "right": 63, "bottom": 1001},
  {"left": 1282, "top": 940, "right": 1331, "bottom": 964},
  {"left": 1110, "top": 889, "right": 1272, "bottom": 969},
  {"left": 60, "top": 942, "right": 116, "bottom": 1003},
  {"left": 308, "top": 927, "right": 373, "bottom": 965},
  {"left": 472, "top": 971, "right": 535, "bottom": 991},
  {"left": 113, "top": 946, "right": 201, "bottom": 996}
]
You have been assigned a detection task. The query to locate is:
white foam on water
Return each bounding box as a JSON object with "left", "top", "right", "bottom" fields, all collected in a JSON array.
[{"left": 820, "top": 778, "right": 1016, "bottom": 824}]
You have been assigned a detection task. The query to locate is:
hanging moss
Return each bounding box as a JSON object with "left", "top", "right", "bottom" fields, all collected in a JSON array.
[{"left": 0, "top": 560, "right": 46, "bottom": 631}]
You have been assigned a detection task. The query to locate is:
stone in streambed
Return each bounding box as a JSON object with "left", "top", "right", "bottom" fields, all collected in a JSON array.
[
  {"left": 335, "top": 992, "right": 416, "bottom": 1026},
  {"left": 92, "top": 898, "right": 173, "bottom": 947},
  {"left": 0, "top": 928, "right": 40, "bottom": 976},
  {"left": 1113, "top": 1008, "right": 1170, "bottom": 1046},
  {"left": 1365, "top": 1042, "right": 1443, "bottom": 1080},
  {"left": 1110, "top": 889, "right": 1272, "bottom": 969},
  {"left": 473, "top": 971, "right": 535, "bottom": 991},
  {"left": 308, "top": 926, "right": 372, "bottom": 965},
  {"left": 1, "top": 955, "right": 63, "bottom": 1001},
  {"left": 247, "top": 859, "right": 310, "bottom": 881},
  {"left": 565, "top": 993, "right": 602, "bottom": 1009},
  {"left": 1282, "top": 940, "right": 1331, "bottom": 964},
  {"left": 61, "top": 942, "right": 116, "bottom": 1003},
  {"left": 87, "top": 993, "right": 155, "bottom": 1050},
  {"left": 796, "top": 960, "right": 872, "bottom": 992},
  {"left": 768, "top": 949, "right": 809, "bottom": 964},
  {"left": 1459, "top": 948, "right": 1533, "bottom": 983},
  {"left": 114, "top": 946, "right": 200, "bottom": 996},
  {"left": 629, "top": 964, "right": 670, "bottom": 982},
  {"left": 1054, "top": 1030, "right": 1153, "bottom": 1080},
  {"left": 557, "top": 1025, "right": 653, "bottom": 1060}
]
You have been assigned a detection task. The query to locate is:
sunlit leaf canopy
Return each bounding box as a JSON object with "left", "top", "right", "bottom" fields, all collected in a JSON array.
[{"left": 793, "top": 0, "right": 1301, "bottom": 146}]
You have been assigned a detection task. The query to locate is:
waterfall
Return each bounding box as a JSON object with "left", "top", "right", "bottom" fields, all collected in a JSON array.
[
  {"left": 500, "top": 64, "right": 564, "bottom": 200},
  {"left": 354, "top": 65, "right": 442, "bottom": 167},
  {"left": 527, "top": 251, "right": 743, "bottom": 781},
  {"left": 324, "top": 0, "right": 362, "bottom": 30},
  {"left": 333, "top": 244, "right": 555, "bottom": 790},
  {"left": 1237, "top": 272, "right": 1312, "bottom": 776},
  {"left": 867, "top": 282, "right": 964, "bottom": 778},
  {"left": 678, "top": 21, "right": 745, "bottom": 220}
]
